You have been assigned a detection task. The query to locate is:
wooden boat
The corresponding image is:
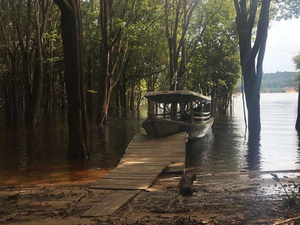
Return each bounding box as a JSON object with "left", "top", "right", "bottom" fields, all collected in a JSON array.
[{"left": 142, "top": 90, "right": 214, "bottom": 139}]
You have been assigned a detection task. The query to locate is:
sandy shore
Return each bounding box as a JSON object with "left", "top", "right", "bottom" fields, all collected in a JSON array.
[{"left": 1, "top": 170, "right": 300, "bottom": 224}]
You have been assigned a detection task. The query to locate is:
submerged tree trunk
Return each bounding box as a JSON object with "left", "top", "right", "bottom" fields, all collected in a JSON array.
[
  {"left": 96, "top": 0, "right": 113, "bottom": 125},
  {"left": 234, "top": 0, "right": 270, "bottom": 134},
  {"left": 296, "top": 84, "right": 300, "bottom": 131},
  {"left": 54, "top": 0, "right": 89, "bottom": 158},
  {"left": 86, "top": 59, "right": 93, "bottom": 117}
]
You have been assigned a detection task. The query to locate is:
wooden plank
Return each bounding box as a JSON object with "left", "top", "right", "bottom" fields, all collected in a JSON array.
[
  {"left": 125, "top": 150, "right": 185, "bottom": 154},
  {"left": 90, "top": 184, "right": 150, "bottom": 190},
  {"left": 93, "top": 132, "right": 186, "bottom": 191},
  {"left": 84, "top": 132, "right": 187, "bottom": 218},
  {"left": 120, "top": 155, "right": 185, "bottom": 159},
  {"left": 95, "top": 179, "right": 154, "bottom": 184},
  {"left": 101, "top": 174, "right": 158, "bottom": 180},
  {"left": 128, "top": 144, "right": 185, "bottom": 148},
  {"left": 113, "top": 164, "right": 168, "bottom": 169},
  {"left": 122, "top": 153, "right": 185, "bottom": 158},
  {"left": 116, "top": 164, "right": 169, "bottom": 168},
  {"left": 107, "top": 169, "right": 165, "bottom": 175},
  {"left": 81, "top": 191, "right": 139, "bottom": 217},
  {"left": 119, "top": 158, "right": 178, "bottom": 163},
  {"left": 111, "top": 166, "right": 167, "bottom": 172},
  {"left": 104, "top": 170, "right": 163, "bottom": 175},
  {"left": 118, "top": 162, "right": 171, "bottom": 166}
]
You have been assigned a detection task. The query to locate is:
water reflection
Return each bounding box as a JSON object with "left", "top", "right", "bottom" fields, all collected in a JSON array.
[
  {"left": 245, "top": 131, "right": 261, "bottom": 171},
  {"left": 0, "top": 117, "right": 143, "bottom": 186},
  {"left": 0, "top": 93, "right": 299, "bottom": 186},
  {"left": 187, "top": 93, "right": 299, "bottom": 173},
  {"left": 187, "top": 117, "right": 245, "bottom": 173}
]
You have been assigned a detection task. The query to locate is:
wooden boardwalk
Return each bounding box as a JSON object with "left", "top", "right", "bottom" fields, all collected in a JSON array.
[
  {"left": 83, "top": 132, "right": 187, "bottom": 217},
  {"left": 90, "top": 132, "right": 187, "bottom": 190}
]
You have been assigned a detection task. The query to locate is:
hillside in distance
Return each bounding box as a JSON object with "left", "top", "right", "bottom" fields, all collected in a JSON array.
[{"left": 261, "top": 71, "right": 298, "bottom": 93}]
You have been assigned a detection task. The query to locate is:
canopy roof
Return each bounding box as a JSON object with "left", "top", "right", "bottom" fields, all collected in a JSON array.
[{"left": 144, "top": 90, "right": 211, "bottom": 103}]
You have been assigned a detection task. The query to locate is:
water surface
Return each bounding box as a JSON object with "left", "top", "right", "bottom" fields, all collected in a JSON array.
[
  {"left": 0, "top": 93, "right": 299, "bottom": 186},
  {"left": 187, "top": 93, "right": 300, "bottom": 173}
]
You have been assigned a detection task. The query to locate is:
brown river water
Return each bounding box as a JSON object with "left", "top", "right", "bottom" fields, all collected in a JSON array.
[{"left": 0, "top": 93, "right": 299, "bottom": 187}]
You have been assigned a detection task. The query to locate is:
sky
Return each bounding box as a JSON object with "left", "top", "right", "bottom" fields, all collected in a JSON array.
[{"left": 264, "top": 18, "right": 300, "bottom": 73}]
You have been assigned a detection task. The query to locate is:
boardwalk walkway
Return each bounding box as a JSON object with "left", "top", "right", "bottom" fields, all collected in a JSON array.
[
  {"left": 82, "top": 132, "right": 187, "bottom": 217},
  {"left": 91, "top": 132, "right": 187, "bottom": 190}
]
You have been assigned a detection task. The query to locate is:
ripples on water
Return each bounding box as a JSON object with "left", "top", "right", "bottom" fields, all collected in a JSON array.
[
  {"left": 0, "top": 93, "right": 299, "bottom": 186},
  {"left": 187, "top": 93, "right": 300, "bottom": 173}
]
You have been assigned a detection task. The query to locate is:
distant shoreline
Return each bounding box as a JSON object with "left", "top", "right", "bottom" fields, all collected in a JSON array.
[{"left": 236, "top": 91, "right": 298, "bottom": 94}]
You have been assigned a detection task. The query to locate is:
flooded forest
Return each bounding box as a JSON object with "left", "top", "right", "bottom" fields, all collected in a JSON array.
[
  {"left": 0, "top": 0, "right": 241, "bottom": 156},
  {"left": 2, "top": 1, "right": 300, "bottom": 224}
]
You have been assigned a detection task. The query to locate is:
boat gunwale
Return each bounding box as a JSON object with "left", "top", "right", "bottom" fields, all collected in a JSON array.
[{"left": 143, "top": 90, "right": 211, "bottom": 102}]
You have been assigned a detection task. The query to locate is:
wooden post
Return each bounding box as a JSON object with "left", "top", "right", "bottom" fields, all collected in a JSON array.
[{"left": 179, "top": 174, "right": 196, "bottom": 196}]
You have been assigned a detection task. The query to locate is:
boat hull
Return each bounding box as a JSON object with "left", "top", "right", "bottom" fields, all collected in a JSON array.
[{"left": 142, "top": 117, "right": 214, "bottom": 139}]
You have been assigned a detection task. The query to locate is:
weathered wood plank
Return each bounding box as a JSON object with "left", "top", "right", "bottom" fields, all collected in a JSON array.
[
  {"left": 119, "top": 158, "right": 180, "bottom": 164},
  {"left": 101, "top": 174, "right": 158, "bottom": 180},
  {"left": 122, "top": 153, "right": 185, "bottom": 158},
  {"left": 116, "top": 164, "right": 170, "bottom": 169},
  {"left": 92, "top": 132, "right": 186, "bottom": 190},
  {"left": 90, "top": 184, "right": 150, "bottom": 190},
  {"left": 81, "top": 191, "right": 139, "bottom": 217},
  {"left": 111, "top": 168, "right": 167, "bottom": 174},
  {"left": 120, "top": 161, "right": 170, "bottom": 165},
  {"left": 96, "top": 178, "right": 155, "bottom": 183},
  {"left": 83, "top": 132, "right": 187, "bottom": 218}
]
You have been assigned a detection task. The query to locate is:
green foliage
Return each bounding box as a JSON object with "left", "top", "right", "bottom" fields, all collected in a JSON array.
[
  {"left": 0, "top": 0, "right": 244, "bottom": 120},
  {"left": 260, "top": 72, "right": 297, "bottom": 93},
  {"left": 293, "top": 53, "right": 300, "bottom": 70},
  {"left": 275, "top": 0, "right": 300, "bottom": 19},
  {"left": 187, "top": 0, "right": 240, "bottom": 112}
]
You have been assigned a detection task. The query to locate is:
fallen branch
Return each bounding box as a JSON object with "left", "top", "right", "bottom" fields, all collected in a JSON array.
[
  {"left": 274, "top": 215, "right": 300, "bottom": 225},
  {"left": 75, "top": 194, "right": 86, "bottom": 203},
  {"left": 62, "top": 194, "right": 86, "bottom": 218}
]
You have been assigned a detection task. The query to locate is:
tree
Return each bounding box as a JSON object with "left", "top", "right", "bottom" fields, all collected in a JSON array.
[
  {"left": 96, "top": 0, "right": 127, "bottom": 125},
  {"left": 188, "top": 0, "right": 240, "bottom": 114},
  {"left": 0, "top": 0, "right": 19, "bottom": 125},
  {"left": 96, "top": 0, "right": 154, "bottom": 125},
  {"left": 164, "top": 0, "right": 198, "bottom": 90},
  {"left": 54, "top": 0, "right": 89, "bottom": 158},
  {"left": 294, "top": 54, "right": 300, "bottom": 130},
  {"left": 81, "top": 0, "right": 101, "bottom": 118},
  {"left": 164, "top": 0, "right": 220, "bottom": 90},
  {"left": 275, "top": 0, "right": 300, "bottom": 19},
  {"left": 234, "top": 0, "right": 271, "bottom": 133}
]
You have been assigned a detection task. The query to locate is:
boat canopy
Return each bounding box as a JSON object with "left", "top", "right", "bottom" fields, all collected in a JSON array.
[{"left": 144, "top": 90, "right": 211, "bottom": 103}]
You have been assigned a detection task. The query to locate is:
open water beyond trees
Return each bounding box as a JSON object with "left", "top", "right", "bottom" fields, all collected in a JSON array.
[{"left": 0, "top": 93, "right": 299, "bottom": 186}]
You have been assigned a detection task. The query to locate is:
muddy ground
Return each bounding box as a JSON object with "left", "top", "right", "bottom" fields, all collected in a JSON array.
[{"left": 1, "top": 170, "right": 300, "bottom": 225}]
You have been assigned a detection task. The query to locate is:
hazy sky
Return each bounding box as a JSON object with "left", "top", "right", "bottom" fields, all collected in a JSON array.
[{"left": 264, "top": 18, "right": 300, "bottom": 73}]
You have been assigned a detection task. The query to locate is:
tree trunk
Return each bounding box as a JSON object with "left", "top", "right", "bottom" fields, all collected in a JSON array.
[
  {"left": 96, "top": 0, "right": 128, "bottom": 125},
  {"left": 296, "top": 84, "right": 300, "bottom": 131},
  {"left": 54, "top": 0, "right": 89, "bottom": 158},
  {"left": 96, "top": 0, "right": 110, "bottom": 125},
  {"left": 44, "top": 36, "right": 54, "bottom": 124},
  {"left": 234, "top": 0, "right": 270, "bottom": 134},
  {"left": 165, "top": 0, "right": 198, "bottom": 90},
  {"left": 130, "top": 83, "right": 135, "bottom": 115},
  {"left": 27, "top": 1, "right": 45, "bottom": 126},
  {"left": 87, "top": 59, "right": 93, "bottom": 117},
  {"left": 5, "top": 53, "right": 18, "bottom": 126}
]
